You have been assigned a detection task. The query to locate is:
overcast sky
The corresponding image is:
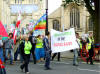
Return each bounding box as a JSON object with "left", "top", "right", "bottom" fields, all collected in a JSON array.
[{"left": 48, "top": 0, "right": 62, "bottom": 15}]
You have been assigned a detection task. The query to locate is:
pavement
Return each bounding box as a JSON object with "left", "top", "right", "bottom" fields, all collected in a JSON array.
[{"left": 5, "top": 59, "right": 100, "bottom": 74}]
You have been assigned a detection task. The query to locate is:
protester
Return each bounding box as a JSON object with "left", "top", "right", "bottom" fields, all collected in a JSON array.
[
  {"left": 20, "top": 35, "right": 32, "bottom": 74},
  {"left": 19, "top": 35, "right": 25, "bottom": 63},
  {"left": 0, "top": 35, "right": 4, "bottom": 62},
  {"left": 86, "top": 32, "right": 94, "bottom": 65},
  {"left": 73, "top": 33, "right": 80, "bottom": 66},
  {"left": 43, "top": 32, "right": 51, "bottom": 70},
  {"left": 35, "top": 35, "right": 45, "bottom": 63},
  {"left": 14, "top": 35, "right": 23, "bottom": 62},
  {"left": 28, "top": 31, "right": 37, "bottom": 64},
  {"left": 3, "top": 33, "right": 14, "bottom": 65}
]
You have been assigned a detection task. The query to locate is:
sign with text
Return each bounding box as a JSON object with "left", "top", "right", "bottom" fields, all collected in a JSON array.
[{"left": 51, "top": 28, "right": 79, "bottom": 53}]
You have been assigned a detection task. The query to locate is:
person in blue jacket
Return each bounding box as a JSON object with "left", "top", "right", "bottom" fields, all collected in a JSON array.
[{"left": 43, "top": 32, "right": 51, "bottom": 70}]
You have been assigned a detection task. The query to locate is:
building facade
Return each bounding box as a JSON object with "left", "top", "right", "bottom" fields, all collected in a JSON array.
[
  {"left": 48, "top": 0, "right": 93, "bottom": 35},
  {"left": 0, "top": 0, "right": 11, "bottom": 27},
  {"left": 0, "top": 0, "right": 46, "bottom": 32}
]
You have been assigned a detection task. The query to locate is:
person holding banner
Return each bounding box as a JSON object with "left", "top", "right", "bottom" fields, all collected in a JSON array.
[
  {"left": 52, "top": 52, "right": 60, "bottom": 61},
  {"left": 43, "top": 32, "right": 51, "bottom": 70},
  {"left": 73, "top": 33, "right": 80, "bottom": 66}
]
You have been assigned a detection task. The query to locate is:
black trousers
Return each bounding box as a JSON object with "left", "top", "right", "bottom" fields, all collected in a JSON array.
[
  {"left": 87, "top": 48, "right": 94, "bottom": 64},
  {"left": 52, "top": 52, "right": 60, "bottom": 61},
  {"left": 31, "top": 45, "right": 36, "bottom": 64},
  {"left": 20, "top": 54, "right": 30, "bottom": 72}
]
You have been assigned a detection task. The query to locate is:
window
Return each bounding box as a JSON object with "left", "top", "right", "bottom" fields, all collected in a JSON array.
[
  {"left": 88, "top": 18, "right": 93, "bottom": 31},
  {"left": 15, "top": 0, "right": 23, "bottom": 4},
  {"left": 15, "top": 0, "right": 16, "bottom": 3},
  {"left": 53, "top": 20, "right": 60, "bottom": 31},
  {"left": 70, "top": 7, "right": 80, "bottom": 29}
]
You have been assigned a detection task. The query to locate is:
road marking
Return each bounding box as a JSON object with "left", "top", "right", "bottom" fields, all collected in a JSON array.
[
  {"left": 81, "top": 62, "right": 100, "bottom": 65},
  {"left": 51, "top": 61, "right": 70, "bottom": 65},
  {"left": 78, "top": 68, "right": 100, "bottom": 73},
  {"left": 37, "top": 61, "right": 70, "bottom": 66},
  {"left": 37, "top": 64, "right": 44, "bottom": 66}
]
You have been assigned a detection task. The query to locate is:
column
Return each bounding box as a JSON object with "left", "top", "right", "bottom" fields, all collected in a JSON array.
[
  {"left": 61, "top": 1, "right": 65, "bottom": 32},
  {"left": 82, "top": 7, "right": 87, "bottom": 33}
]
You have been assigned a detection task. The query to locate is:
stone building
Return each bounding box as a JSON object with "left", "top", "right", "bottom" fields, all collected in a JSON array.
[
  {"left": 48, "top": 0, "right": 93, "bottom": 35},
  {"left": 48, "top": 0, "right": 94, "bottom": 57},
  {"left": 0, "top": 0, "right": 46, "bottom": 32}
]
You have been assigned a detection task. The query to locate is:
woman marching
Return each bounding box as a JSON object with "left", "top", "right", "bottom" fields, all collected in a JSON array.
[{"left": 20, "top": 35, "right": 32, "bottom": 74}]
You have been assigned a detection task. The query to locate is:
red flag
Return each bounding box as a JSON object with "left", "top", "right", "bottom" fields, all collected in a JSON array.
[
  {"left": 16, "top": 12, "right": 21, "bottom": 28},
  {"left": 16, "top": 20, "right": 20, "bottom": 28},
  {"left": 0, "top": 21, "right": 8, "bottom": 37},
  {"left": 13, "top": 12, "right": 21, "bottom": 44},
  {"left": 13, "top": 29, "right": 17, "bottom": 44}
]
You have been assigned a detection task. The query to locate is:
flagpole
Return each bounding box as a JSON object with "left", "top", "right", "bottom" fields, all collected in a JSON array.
[{"left": 45, "top": 0, "right": 48, "bottom": 35}]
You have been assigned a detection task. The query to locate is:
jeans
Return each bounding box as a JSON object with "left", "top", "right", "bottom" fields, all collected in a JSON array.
[
  {"left": 14, "top": 47, "right": 20, "bottom": 61},
  {"left": 73, "top": 49, "right": 78, "bottom": 65},
  {"left": 0, "top": 68, "right": 6, "bottom": 74},
  {"left": 20, "top": 54, "right": 30, "bottom": 72},
  {"left": 45, "top": 51, "right": 51, "bottom": 69},
  {"left": 0, "top": 48, "right": 4, "bottom": 62},
  {"left": 5, "top": 49, "right": 13, "bottom": 64}
]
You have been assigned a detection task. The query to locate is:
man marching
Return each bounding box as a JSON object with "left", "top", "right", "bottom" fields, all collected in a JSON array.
[{"left": 43, "top": 32, "right": 51, "bottom": 70}]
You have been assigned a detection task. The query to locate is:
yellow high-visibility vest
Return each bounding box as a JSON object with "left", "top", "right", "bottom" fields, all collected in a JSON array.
[
  {"left": 77, "top": 38, "right": 82, "bottom": 49},
  {"left": 24, "top": 41, "right": 32, "bottom": 54},
  {"left": 86, "top": 37, "right": 94, "bottom": 50},
  {"left": 36, "top": 38, "right": 43, "bottom": 48}
]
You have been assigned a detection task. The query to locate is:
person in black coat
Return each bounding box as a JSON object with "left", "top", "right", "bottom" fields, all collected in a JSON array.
[{"left": 28, "top": 32, "right": 36, "bottom": 64}]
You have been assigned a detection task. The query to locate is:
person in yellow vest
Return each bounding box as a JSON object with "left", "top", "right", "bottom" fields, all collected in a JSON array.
[
  {"left": 20, "top": 35, "right": 32, "bottom": 74},
  {"left": 86, "top": 32, "right": 94, "bottom": 65},
  {"left": 35, "top": 35, "right": 45, "bottom": 63}
]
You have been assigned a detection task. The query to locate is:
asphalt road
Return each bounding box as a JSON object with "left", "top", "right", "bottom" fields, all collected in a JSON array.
[{"left": 5, "top": 60, "right": 100, "bottom": 74}]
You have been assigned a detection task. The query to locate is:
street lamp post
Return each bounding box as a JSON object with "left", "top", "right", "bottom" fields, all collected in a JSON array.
[
  {"left": 45, "top": 0, "right": 48, "bottom": 35},
  {"left": 61, "top": 0, "right": 66, "bottom": 32}
]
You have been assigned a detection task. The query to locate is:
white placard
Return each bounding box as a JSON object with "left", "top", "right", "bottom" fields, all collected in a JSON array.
[{"left": 51, "top": 28, "right": 79, "bottom": 53}]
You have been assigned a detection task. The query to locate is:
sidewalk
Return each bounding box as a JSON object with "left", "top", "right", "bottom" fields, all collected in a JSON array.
[{"left": 51, "top": 51, "right": 100, "bottom": 64}]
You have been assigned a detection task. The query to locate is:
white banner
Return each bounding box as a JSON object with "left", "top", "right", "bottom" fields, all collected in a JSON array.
[{"left": 51, "top": 28, "right": 79, "bottom": 53}]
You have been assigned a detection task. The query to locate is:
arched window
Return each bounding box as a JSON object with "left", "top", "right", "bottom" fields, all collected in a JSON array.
[
  {"left": 70, "top": 7, "right": 80, "bottom": 29},
  {"left": 88, "top": 18, "right": 93, "bottom": 31},
  {"left": 53, "top": 20, "right": 60, "bottom": 31}
]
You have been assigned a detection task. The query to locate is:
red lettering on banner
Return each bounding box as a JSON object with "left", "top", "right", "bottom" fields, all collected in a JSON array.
[{"left": 54, "top": 42, "right": 72, "bottom": 47}]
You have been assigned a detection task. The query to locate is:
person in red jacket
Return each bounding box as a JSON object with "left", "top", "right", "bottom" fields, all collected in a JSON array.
[{"left": 0, "top": 59, "right": 6, "bottom": 74}]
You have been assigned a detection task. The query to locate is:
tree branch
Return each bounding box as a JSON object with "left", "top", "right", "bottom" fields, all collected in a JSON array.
[{"left": 84, "top": 0, "right": 95, "bottom": 15}]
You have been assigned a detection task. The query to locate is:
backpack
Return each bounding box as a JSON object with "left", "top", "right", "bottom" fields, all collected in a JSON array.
[{"left": 19, "top": 40, "right": 25, "bottom": 55}]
